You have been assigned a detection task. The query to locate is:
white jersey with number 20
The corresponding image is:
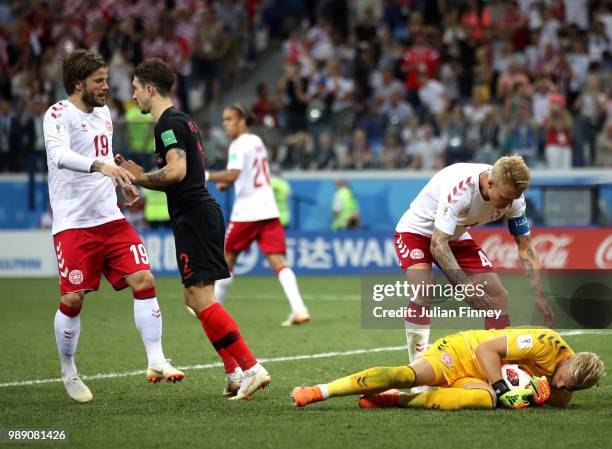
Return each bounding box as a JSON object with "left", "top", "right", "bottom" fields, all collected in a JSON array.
[
  {"left": 226, "top": 132, "right": 279, "bottom": 222},
  {"left": 43, "top": 100, "right": 123, "bottom": 235}
]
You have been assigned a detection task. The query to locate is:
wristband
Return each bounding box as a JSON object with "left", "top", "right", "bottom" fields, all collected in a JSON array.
[{"left": 491, "top": 379, "right": 510, "bottom": 398}]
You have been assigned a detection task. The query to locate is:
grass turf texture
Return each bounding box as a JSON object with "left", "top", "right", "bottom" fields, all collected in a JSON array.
[{"left": 0, "top": 276, "right": 611, "bottom": 449}]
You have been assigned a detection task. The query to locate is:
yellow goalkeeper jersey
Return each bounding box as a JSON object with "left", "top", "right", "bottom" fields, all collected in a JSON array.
[{"left": 422, "top": 328, "right": 575, "bottom": 386}]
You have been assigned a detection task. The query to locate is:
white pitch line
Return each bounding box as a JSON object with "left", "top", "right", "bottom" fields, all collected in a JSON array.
[{"left": 0, "top": 330, "right": 607, "bottom": 389}]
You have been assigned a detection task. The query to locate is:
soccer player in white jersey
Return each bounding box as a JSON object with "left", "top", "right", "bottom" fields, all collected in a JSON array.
[
  {"left": 208, "top": 103, "right": 310, "bottom": 327},
  {"left": 394, "top": 156, "right": 554, "bottom": 373},
  {"left": 43, "top": 50, "right": 183, "bottom": 403}
]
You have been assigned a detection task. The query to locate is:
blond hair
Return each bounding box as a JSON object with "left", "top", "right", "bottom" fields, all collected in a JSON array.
[
  {"left": 491, "top": 155, "right": 531, "bottom": 192},
  {"left": 570, "top": 352, "right": 605, "bottom": 390}
]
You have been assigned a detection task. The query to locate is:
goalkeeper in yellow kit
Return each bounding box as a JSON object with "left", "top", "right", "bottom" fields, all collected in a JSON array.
[{"left": 291, "top": 328, "right": 605, "bottom": 410}]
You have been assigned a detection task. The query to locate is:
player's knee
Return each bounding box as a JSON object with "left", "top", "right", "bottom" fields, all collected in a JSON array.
[
  {"left": 130, "top": 271, "right": 156, "bottom": 291},
  {"left": 61, "top": 292, "right": 84, "bottom": 308},
  {"left": 267, "top": 254, "right": 286, "bottom": 272}
]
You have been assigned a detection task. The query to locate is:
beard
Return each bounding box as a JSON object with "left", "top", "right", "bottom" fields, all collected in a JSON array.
[{"left": 82, "top": 88, "right": 106, "bottom": 108}]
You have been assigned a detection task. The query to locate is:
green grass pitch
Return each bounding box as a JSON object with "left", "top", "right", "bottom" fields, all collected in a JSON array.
[{"left": 1, "top": 276, "right": 611, "bottom": 449}]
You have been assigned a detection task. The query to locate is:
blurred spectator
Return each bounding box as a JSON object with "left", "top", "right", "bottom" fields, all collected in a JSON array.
[
  {"left": 381, "top": 89, "right": 414, "bottom": 130},
  {"left": 201, "top": 121, "right": 228, "bottom": 170},
  {"left": 544, "top": 95, "right": 573, "bottom": 168},
  {"left": 277, "top": 60, "right": 309, "bottom": 134},
  {"left": 418, "top": 71, "right": 447, "bottom": 120},
  {"left": 125, "top": 102, "right": 155, "bottom": 169},
  {"left": 371, "top": 65, "right": 404, "bottom": 110},
  {"left": 22, "top": 95, "right": 48, "bottom": 173},
  {"left": 573, "top": 73, "right": 607, "bottom": 164},
  {"left": 0, "top": 97, "right": 22, "bottom": 172},
  {"left": 401, "top": 32, "right": 440, "bottom": 109},
  {"left": 379, "top": 133, "right": 406, "bottom": 169},
  {"left": 346, "top": 128, "right": 374, "bottom": 169},
  {"left": 270, "top": 166, "right": 291, "bottom": 228},
  {"left": 407, "top": 123, "right": 446, "bottom": 170},
  {"left": 315, "top": 131, "right": 338, "bottom": 170},
  {"left": 595, "top": 120, "right": 612, "bottom": 168},
  {"left": 503, "top": 103, "right": 539, "bottom": 165},
  {"left": 331, "top": 180, "right": 360, "bottom": 230},
  {"left": 193, "top": 8, "right": 229, "bottom": 105}
]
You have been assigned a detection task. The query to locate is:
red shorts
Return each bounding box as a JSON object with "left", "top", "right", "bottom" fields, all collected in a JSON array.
[
  {"left": 394, "top": 231, "right": 495, "bottom": 273},
  {"left": 225, "top": 218, "right": 286, "bottom": 255},
  {"left": 53, "top": 219, "right": 151, "bottom": 295}
]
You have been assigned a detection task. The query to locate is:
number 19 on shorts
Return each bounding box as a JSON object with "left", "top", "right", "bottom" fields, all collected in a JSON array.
[{"left": 130, "top": 244, "right": 149, "bottom": 264}]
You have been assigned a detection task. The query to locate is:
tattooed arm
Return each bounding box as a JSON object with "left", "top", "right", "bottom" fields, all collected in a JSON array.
[
  {"left": 514, "top": 234, "right": 554, "bottom": 326},
  {"left": 119, "top": 148, "right": 187, "bottom": 190},
  {"left": 430, "top": 227, "right": 470, "bottom": 286}
]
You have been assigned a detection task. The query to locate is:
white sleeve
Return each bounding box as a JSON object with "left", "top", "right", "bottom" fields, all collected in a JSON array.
[
  {"left": 43, "top": 111, "right": 96, "bottom": 173},
  {"left": 433, "top": 182, "right": 470, "bottom": 235},
  {"left": 226, "top": 141, "right": 244, "bottom": 171}
]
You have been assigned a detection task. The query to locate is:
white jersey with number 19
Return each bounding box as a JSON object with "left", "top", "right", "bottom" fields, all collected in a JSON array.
[
  {"left": 43, "top": 100, "right": 123, "bottom": 235},
  {"left": 226, "top": 132, "right": 279, "bottom": 222}
]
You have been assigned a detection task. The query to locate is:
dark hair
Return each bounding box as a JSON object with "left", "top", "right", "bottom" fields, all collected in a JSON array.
[
  {"left": 133, "top": 58, "right": 174, "bottom": 96},
  {"left": 228, "top": 102, "right": 254, "bottom": 126},
  {"left": 62, "top": 50, "right": 107, "bottom": 95}
]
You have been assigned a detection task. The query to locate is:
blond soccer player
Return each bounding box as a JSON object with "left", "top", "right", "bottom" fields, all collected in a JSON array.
[
  {"left": 291, "top": 327, "right": 604, "bottom": 410},
  {"left": 394, "top": 156, "right": 554, "bottom": 374}
]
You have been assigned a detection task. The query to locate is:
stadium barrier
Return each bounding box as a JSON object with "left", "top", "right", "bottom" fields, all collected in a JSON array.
[
  {"left": 1, "top": 170, "right": 611, "bottom": 229},
  {"left": 1, "top": 228, "right": 610, "bottom": 278}
]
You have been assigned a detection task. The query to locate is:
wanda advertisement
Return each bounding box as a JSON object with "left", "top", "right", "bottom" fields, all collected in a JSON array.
[{"left": 470, "top": 228, "right": 612, "bottom": 270}]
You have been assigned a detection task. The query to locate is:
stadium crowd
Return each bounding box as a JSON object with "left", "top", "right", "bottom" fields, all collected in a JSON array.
[{"left": 1, "top": 0, "right": 612, "bottom": 173}]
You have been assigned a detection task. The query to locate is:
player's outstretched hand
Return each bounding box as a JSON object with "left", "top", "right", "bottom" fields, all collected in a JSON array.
[
  {"left": 529, "top": 376, "right": 551, "bottom": 405},
  {"left": 114, "top": 154, "right": 144, "bottom": 180},
  {"left": 100, "top": 162, "right": 134, "bottom": 187},
  {"left": 535, "top": 291, "right": 554, "bottom": 327},
  {"left": 121, "top": 185, "right": 141, "bottom": 207}
]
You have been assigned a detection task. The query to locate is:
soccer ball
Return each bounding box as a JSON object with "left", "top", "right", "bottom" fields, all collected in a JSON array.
[{"left": 501, "top": 364, "right": 532, "bottom": 389}]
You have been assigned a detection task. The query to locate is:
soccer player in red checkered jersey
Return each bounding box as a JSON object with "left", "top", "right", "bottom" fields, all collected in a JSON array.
[
  {"left": 208, "top": 104, "right": 310, "bottom": 327},
  {"left": 43, "top": 50, "right": 183, "bottom": 403},
  {"left": 394, "top": 156, "right": 554, "bottom": 386}
]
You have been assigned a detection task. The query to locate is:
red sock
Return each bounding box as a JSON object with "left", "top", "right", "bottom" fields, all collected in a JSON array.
[
  {"left": 484, "top": 314, "right": 510, "bottom": 329},
  {"left": 405, "top": 302, "right": 430, "bottom": 326},
  {"left": 218, "top": 349, "right": 240, "bottom": 374},
  {"left": 197, "top": 303, "right": 257, "bottom": 371}
]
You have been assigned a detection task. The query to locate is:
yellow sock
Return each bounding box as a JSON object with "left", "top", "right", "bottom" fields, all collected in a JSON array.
[
  {"left": 326, "top": 366, "right": 416, "bottom": 397},
  {"left": 401, "top": 388, "right": 493, "bottom": 411}
]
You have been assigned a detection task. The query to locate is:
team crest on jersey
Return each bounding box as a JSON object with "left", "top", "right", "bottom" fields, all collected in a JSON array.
[
  {"left": 441, "top": 352, "right": 453, "bottom": 366},
  {"left": 69, "top": 269, "right": 84, "bottom": 285},
  {"left": 105, "top": 120, "right": 112, "bottom": 132},
  {"left": 81, "top": 123, "right": 88, "bottom": 132},
  {"left": 410, "top": 249, "right": 424, "bottom": 260}
]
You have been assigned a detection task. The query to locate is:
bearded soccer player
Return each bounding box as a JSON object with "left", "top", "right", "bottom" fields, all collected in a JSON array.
[
  {"left": 291, "top": 328, "right": 605, "bottom": 410},
  {"left": 393, "top": 156, "right": 554, "bottom": 373},
  {"left": 115, "top": 58, "right": 269, "bottom": 400},
  {"left": 43, "top": 50, "right": 183, "bottom": 403},
  {"left": 207, "top": 104, "right": 310, "bottom": 327}
]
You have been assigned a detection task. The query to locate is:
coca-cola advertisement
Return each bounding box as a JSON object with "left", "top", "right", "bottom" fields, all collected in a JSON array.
[{"left": 471, "top": 228, "right": 612, "bottom": 270}]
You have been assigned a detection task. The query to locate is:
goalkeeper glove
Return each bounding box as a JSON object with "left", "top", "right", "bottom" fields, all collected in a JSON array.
[
  {"left": 529, "top": 376, "right": 551, "bottom": 405},
  {"left": 492, "top": 379, "right": 531, "bottom": 409}
]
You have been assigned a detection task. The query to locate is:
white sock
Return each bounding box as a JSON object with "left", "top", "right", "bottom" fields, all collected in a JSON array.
[
  {"left": 54, "top": 309, "right": 80, "bottom": 380},
  {"left": 214, "top": 273, "right": 234, "bottom": 304},
  {"left": 277, "top": 267, "right": 307, "bottom": 314},
  {"left": 405, "top": 324, "right": 430, "bottom": 363},
  {"left": 134, "top": 297, "right": 166, "bottom": 367},
  {"left": 317, "top": 384, "right": 330, "bottom": 399}
]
